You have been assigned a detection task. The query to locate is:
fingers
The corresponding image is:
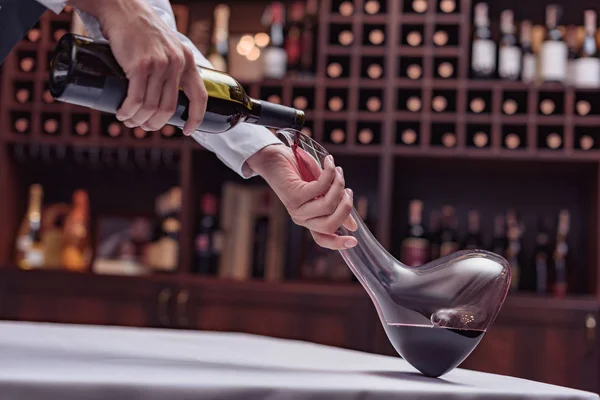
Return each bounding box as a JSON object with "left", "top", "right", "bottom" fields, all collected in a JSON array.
[
  {"left": 302, "top": 188, "right": 354, "bottom": 235},
  {"left": 296, "top": 166, "right": 345, "bottom": 220},
  {"left": 311, "top": 231, "right": 357, "bottom": 250},
  {"left": 297, "top": 155, "right": 336, "bottom": 203},
  {"left": 180, "top": 50, "right": 208, "bottom": 135},
  {"left": 124, "top": 66, "right": 166, "bottom": 128},
  {"left": 116, "top": 70, "right": 149, "bottom": 123}
]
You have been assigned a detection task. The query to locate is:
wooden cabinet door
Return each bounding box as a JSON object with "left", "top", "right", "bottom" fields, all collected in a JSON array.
[
  {"left": 460, "top": 297, "right": 599, "bottom": 393},
  {"left": 0, "top": 270, "right": 168, "bottom": 329},
  {"left": 177, "top": 279, "right": 377, "bottom": 352}
]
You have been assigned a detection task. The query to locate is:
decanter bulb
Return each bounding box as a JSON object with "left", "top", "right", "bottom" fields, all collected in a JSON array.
[{"left": 276, "top": 129, "right": 512, "bottom": 378}]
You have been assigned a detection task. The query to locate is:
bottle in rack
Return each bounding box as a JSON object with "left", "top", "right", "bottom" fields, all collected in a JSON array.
[
  {"left": 400, "top": 200, "right": 429, "bottom": 267},
  {"left": 552, "top": 210, "right": 571, "bottom": 297},
  {"left": 194, "top": 194, "right": 221, "bottom": 275},
  {"left": 505, "top": 209, "right": 524, "bottom": 291},
  {"left": 206, "top": 4, "right": 230, "bottom": 72},
  {"left": 62, "top": 190, "right": 92, "bottom": 272},
  {"left": 263, "top": 2, "right": 288, "bottom": 79},
  {"left": 530, "top": 217, "right": 552, "bottom": 294},
  {"left": 440, "top": 205, "right": 459, "bottom": 257},
  {"left": 520, "top": 20, "right": 536, "bottom": 84},
  {"left": 566, "top": 26, "right": 579, "bottom": 86},
  {"left": 490, "top": 214, "right": 507, "bottom": 258},
  {"left": 471, "top": 2, "right": 496, "bottom": 79},
  {"left": 540, "top": 5, "right": 568, "bottom": 83},
  {"left": 16, "top": 184, "right": 45, "bottom": 270},
  {"left": 427, "top": 209, "right": 442, "bottom": 261},
  {"left": 498, "top": 10, "right": 521, "bottom": 81},
  {"left": 49, "top": 34, "right": 305, "bottom": 134},
  {"left": 573, "top": 10, "right": 600, "bottom": 88},
  {"left": 461, "top": 210, "right": 483, "bottom": 250},
  {"left": 286, "top": 1, "right": 304, "bottom": 74},
  {"left": 301, "top": 0, "right": 318, "bottom": 76}
]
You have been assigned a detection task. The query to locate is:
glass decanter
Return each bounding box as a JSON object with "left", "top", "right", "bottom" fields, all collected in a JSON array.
[{"left": 276, "top": 128, "right": 512, "bottom": 378}]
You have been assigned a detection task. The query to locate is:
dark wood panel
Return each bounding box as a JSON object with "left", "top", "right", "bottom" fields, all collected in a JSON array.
[
  {"left": 0, "top": 270, "right": 168, "bottom": 329},
  {"left": 179, "top": 278, "right": 377, "bottom": 352}
]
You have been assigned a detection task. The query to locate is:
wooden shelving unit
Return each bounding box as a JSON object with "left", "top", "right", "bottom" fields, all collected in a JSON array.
[{"left": 1, "top": 0, "right": 600, "bottom": 393}]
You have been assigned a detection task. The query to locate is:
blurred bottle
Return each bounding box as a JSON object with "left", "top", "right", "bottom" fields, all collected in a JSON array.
[
  {"left": 62, "top": 190, "right": 92, "bottom": 272},
  {"left": 195, "top": 193, "right": 221, "bottom": 275},
  {"left": 440, "top": 205, "right": 459, "bottom": 257},
  {"left": 401, "top": 200, "right": 429, "bottom": 266},
  {"left": 207, "top": 4, "right": 230, "bottom": 72},
  {"left": 263, "top": 2, "right": 288, "bottom": 78},
  {"left": 16, "top": 184, "right": 44, "bottom": 270},
  {"left": 461, "top": 210, "right": 483, "bottom": 250}
]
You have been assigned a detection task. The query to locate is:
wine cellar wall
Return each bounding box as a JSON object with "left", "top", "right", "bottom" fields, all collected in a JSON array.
[{"left": 1, "top": 0, "right": 600, "bottom": 393}]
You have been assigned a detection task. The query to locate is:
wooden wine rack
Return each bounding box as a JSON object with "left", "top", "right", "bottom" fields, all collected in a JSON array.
[{"left": 1, "top": 0, "right": 600, "bottom": 392}]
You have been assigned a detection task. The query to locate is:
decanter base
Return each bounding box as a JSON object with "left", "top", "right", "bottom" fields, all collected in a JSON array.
[{"left": 384, "top": 324, "right": 485, "bottom": 378}]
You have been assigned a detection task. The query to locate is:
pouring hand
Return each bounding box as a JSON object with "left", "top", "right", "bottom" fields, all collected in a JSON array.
[
  {"left": 247, "top": 145, "right": 358, "bottom": 250},
  {"left": 68, "top": 0, "right": 207, "bottom": 135}
]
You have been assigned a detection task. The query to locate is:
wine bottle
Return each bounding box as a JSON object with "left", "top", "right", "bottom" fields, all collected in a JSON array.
[
  {"left": 74, "top": 120, "right": 89, "bottom": 136},
  {"left": 439, "top": 205, "right": 458, "bottom": 257},
  {"left": 194, "top": 193, "right": 221, "bottom": 275},
  {"left": 62, "top": 189, "right": 92, "bottom": 272},
  {"left": 14, "top": 117, "right": 29, "bottom": 134},
  {"left": 471, "top": 3, "right": 496, "bottom": 79},
  {"left": 540, "top": 5, "right": 568, "bottom": 83},
  {"left": 574, "top": 10, "right": 600, "bottom": 88},
  {"left": 366, "top": 96, "right": 382, "bottom": 112},
  {"left": 252, "top": 191, "right": 271, "bottom": 279},
  {"left": 505, "top": 209, "right": 524, "bottom": 291},
  {"left": 358, "top": 128, "right": 374, "bottom": 144},
  {"left": 438, "top": 61, "right": 454, "bottom": 78},
  {"left": 339, "top": 1, "right": 354, "bottom": 16},
  {"left": 20, "top": 56, "right": 35, "bottom": 72},
  {"left": 407, "top": 30, "right": 423, "bottom": 47},
  {"left": 461, "top": 210, "right": 483, "bottom": 250},
  {"left": 433, "top": 30, "right": 449, "bottom": 47},
  {"left": 49, "top": 34, "right": 305, "bottom": 134},
  {"left": 520, "top": 20, "right": 536, "bottom": 84},
  {"left": 15, "top": 87, "right": 31, "bottom": 104},
  {"left": 327, "top": 62, "right": 343, "bottom": 78},
  {"left": 206, "top": 4, "right": 230, "bottom": 72},
  {"left": 498, "top": 10, "right": 521, "bottom": 81},
  {"left": 490, "top": 214, "right": 507, "bottom": 257},
  {"left": 150, "top": 187, "right": 181, "bottom": 272},
  {"left": 368, "top": 28, "right": 385, "bottom": 46},
  {"left": 330, "top": 128, "right": 346, "bottom": 144},
  {"left": 401, "top": 128, "right": 418, "bottom": 145},
  {"left": 580, "top": 134, "right": 594, "bottom": 150},
  {"left": 301, "top": 0, "right": 318, "bottom": 75},
  {"left": 365, "top": 0, "right": 381, "bottom": 15},
  {"left": 43, "top": 117, "right": 59, "bottom": 135},
  {"left": 432, "top": 95, "right": 448, "bottom": 112},
  {"left": 577, "top": 100, "right": 592, "bottom": 116},
  {"left": 473, "top": 130, "right": 489, "bottom": 147},
  {"left": 442, "top": 131, "right": 457, "bottom": 148},
  {"left": 400, "top": 200, "right": 429, "bottom": 267},
  {"left": 412, "top": 0, "right": 428, "bottom": 13},
  {"left": 566, "top": 26, "right": 579, "bottom": 86},
  {"left": 16, "top": 184, "right": 44, "bottom": 270},
  {"left": 27, "top": 24, "right": 41, "bottom": 43},
  {"left": 367, "top": 62, "right": 383, "bottom": 79},
  {"left": 286, "top": 1, "right": 304, "bottom": 74},
  {"left": 263, "top": 2, "right": 288, "bottom": 79},
  {"left": 531, "top": 217, "right": 552, "bottom": 294},
  {"left": 552, "top": 210, "right": 570, "bottom": 297},
  {"left": 439, "top": 0, "right": 456, "bottom": 13},
  {"left": 427, "top": 209, "right": 442, "bottom": 261}
]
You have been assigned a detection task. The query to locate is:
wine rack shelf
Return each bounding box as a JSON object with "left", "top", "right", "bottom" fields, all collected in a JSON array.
[{"left": 2, "top": 2, "right": 600, "bottom": 298}]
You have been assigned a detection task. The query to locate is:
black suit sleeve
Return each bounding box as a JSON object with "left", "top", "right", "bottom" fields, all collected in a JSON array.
[{"left": 0, "top": 0, "right": 48, "bottom": 64}]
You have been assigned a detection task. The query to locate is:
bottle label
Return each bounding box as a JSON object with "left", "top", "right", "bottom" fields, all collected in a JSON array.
[
  {"left": 499, "top": 46, "right": 521, "bottom": 79},
  {"left": 541, "top": 41, "right": 568, "bottom": 81},
  {"left": 26, "top": 248, "right": 44, "bottom": 268},
  {"left": 264, "top": 48, "right": 288, "bottom": 79},
  {"left": 212, "top": 230, "right": 224, "bottom": 254},
  {"left": 574, "top": 58, "right": 600, "bottom": 88},
  {"left": 472, "top": 40, "right": 496, "bottom": 75},
  {"left": 522, "top": 54, "right": 536, "bottom": 83},
  {"left": 17, "top": 235, "right": 32, "bottom": 252},
  {"left": 401, "top": 238, "right": 429, "bottom": 267}
]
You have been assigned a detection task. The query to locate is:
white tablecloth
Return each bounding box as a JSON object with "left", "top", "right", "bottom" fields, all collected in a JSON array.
[{"left": 0, "top": 321, "right": 597, "bottom": 399}]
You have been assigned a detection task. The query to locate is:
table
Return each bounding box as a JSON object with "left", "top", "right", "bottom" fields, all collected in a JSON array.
[{"left": 0, "top": 321, "right": 597, "bottom": 400}]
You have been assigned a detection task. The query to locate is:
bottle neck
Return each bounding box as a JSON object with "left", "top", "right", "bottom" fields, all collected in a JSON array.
[{"left": 247, "top": 97, "right": 306, "bottom": 131}]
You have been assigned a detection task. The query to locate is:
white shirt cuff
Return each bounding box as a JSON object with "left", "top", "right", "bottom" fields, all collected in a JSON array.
[
  {"left": 34, "top": 0, "right": 66, "bottom": 14},
  {"left": 191, "top": 124, "right": 283, "bottom": 178}
]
